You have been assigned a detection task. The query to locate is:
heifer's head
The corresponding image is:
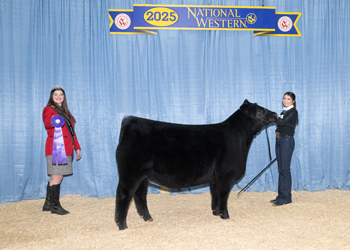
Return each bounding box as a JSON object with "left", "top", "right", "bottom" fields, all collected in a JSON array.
[{"left": 240, "top": 100, "right": 277, "bottom": 134}]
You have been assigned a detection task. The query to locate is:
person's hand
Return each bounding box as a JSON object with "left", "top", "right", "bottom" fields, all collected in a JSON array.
[{"left": 76, "top": 149, "right": 82, "bottom": 160}]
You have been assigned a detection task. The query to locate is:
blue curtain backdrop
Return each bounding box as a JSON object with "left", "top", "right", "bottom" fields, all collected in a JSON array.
[{"left": 0, "top": 0, "right": 349, "bottom": 203}]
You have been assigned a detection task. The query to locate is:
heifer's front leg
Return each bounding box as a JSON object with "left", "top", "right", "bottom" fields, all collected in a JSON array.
[
  {"left": 218, "top": 192, "right": 230, "bottom": 219},
  {"left": 215, "top": 182, "right": 232, "bottom": 219},
  {"left": 115, "top": 183, "right": 134, "bottom": 230},
  {"left": 134, "top": 178, "right": 153, "bottom": 222}
]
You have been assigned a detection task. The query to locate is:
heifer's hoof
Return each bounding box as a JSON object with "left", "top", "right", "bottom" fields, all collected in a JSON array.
[
  {"left": 118, "top": 225, "right": 128, "bottom": 230},
  {"left": 117, "top": 223, "right": 128, "bottom": 231},
  {"left": 141, "top": 215, "right": 153, "bottom": 222},
  {"left": 146, "top": 218, "right": 153, "bottom": 222},
  {"left": 212, "top": 209, "right": 220, "bottom": 216},
  {"left": 220, "top": 213, "right": 230, "bottom": 219}
]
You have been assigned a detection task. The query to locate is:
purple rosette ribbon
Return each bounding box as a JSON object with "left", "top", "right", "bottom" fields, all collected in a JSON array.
[{"left": 51, "top": 115, "right": 68, "bottom": 165}]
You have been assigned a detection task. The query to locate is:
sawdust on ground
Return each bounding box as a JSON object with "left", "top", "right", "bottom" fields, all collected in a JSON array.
[{"left": 0, "top": 190, "right": 349, "bottom": 250}]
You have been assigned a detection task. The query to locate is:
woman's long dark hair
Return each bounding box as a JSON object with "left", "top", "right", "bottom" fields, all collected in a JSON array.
[
  {"left": 46, "top": 86, "right": 76, "bottom": 123},
  {"left": 284, "top": 91, "right": 298, "bottom": 125}
]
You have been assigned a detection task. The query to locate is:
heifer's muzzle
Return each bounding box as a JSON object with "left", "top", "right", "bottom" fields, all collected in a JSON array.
[{"left": 264, "top": 112, "right": 277, "bottom": 124}]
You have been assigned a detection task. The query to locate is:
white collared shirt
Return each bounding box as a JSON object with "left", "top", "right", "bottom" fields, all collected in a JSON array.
[
  {"left": 283, "top": 105, "right": 294, "bottom": 111},
  {"left": 280, "top": 105, "right": 294, "bottom": 119}
]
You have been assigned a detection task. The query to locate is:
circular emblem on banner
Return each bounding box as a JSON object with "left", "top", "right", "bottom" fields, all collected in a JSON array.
[
  {"left": 278, "top": 16, "right": 293, "bottom": 32},
  {"left": 246, "top": 13, "right": 257, "bottom": 24},
  {"left": 115, "top": 13, "right": 131, "bottom": 30}
]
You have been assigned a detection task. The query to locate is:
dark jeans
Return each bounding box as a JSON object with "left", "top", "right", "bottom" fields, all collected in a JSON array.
[{"left": 275, "top": 136, "right": 294, "bottom": 204}]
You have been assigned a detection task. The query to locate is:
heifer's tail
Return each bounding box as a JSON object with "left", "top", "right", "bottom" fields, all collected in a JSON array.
[{"left": 118, "top": 116, "right": 131, "bottom": 144}]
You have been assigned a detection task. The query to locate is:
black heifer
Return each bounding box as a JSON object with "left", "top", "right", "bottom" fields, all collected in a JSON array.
[{"left": 115, "top": 100, "right": 277, "bottom": 230}]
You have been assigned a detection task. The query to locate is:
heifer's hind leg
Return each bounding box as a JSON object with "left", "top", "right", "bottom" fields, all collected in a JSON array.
[
  {"left": 115, "top": 181, "right": 137, "bottom": 230},
  {"left": 210, "top": 182, "right": 220, "bottom": 216},
  {"left": 134, "top": 178, "right": 153, "bottom": 222}
]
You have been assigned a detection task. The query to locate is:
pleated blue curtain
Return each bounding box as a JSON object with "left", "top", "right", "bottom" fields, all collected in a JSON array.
[{"left": 0, "top": 0, "right": 349, "bottom": 203}]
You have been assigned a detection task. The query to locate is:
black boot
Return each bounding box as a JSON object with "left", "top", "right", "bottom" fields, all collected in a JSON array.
[
  {"left": 43, "top": 182, "right": 54, "bottom": 211},
  {"left": 50, "top": 183, "right": 70, "bottom": 215}
]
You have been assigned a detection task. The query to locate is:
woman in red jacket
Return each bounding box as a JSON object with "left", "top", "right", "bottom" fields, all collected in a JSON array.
[{"left": 42, "top": 86, "right": 81, "bottom": 215}]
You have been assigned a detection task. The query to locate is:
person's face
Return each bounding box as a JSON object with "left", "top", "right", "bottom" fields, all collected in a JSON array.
[
  {"left": 282, "top": 94, "right": 294, "bottom": 107},
  {"left": 53, "top": 90, "right": 64, "bottom": 106}
]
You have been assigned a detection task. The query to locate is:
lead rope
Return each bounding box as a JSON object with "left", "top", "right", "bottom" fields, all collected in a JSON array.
[
  {"left": 237, "top": 127, "right": 277, "bottom": 197},
  {"left": 266, "top": 128, "right": 272, "bottom": 162}
]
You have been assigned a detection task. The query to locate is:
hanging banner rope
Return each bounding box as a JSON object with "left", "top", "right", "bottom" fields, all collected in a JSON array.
[
  {"left": 109, "top": 4, "right": 301, "bottom": 36},
  {"left": 51, "top": 115, "right": 68, "bottom": 165}
]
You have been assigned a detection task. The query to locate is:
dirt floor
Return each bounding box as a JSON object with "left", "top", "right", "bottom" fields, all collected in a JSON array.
[{"left": 1, "top": 190, "right": 350, "bottom": 250}]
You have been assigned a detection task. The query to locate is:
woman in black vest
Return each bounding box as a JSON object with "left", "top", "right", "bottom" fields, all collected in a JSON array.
[{"left": 271, "top": 92, "right": 298, "bottom": 206}]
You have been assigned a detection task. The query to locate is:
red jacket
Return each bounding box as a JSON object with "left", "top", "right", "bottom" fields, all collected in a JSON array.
[{"left": 43, "top": 106, "right": 81, "bottom": 156}]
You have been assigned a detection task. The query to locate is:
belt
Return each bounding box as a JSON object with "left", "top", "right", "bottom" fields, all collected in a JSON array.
[{"left": 276, "top": 132, "right": 289, "bottom": 138}]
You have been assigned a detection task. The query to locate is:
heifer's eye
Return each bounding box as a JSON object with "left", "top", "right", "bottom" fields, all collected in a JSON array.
[
  {"left": 248, "top": 106, "right": 257, "bottom": 116},
  {"left": 256, "top": 109, "right": 266, "bottom": 120}
]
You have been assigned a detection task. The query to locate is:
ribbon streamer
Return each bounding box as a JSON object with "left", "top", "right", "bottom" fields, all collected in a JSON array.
[{"left": 51, "top": 115, "right": 68, "bottom": 165}]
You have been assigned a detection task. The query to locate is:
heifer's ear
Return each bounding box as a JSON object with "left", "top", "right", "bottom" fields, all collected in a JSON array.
[{"left": 240, "top": 100, "right": 251, "bottom": 113}]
